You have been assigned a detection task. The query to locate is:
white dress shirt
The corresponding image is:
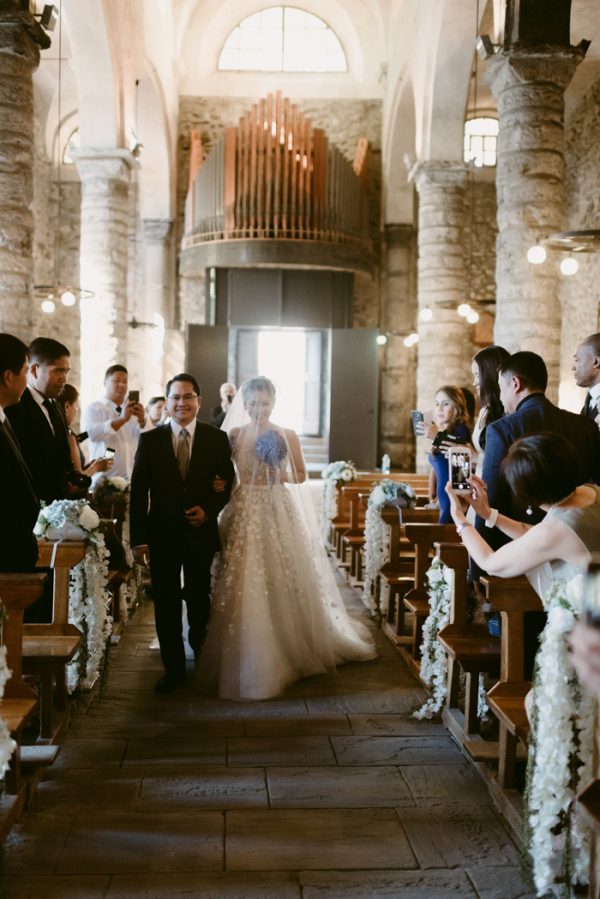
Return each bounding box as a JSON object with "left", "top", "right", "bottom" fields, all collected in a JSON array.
[
  {"left": 589, "top": 382, "right": 600, "bottom": 412},
  {"left": 81, "top": 397, "right": 149, "bottom": 485}
]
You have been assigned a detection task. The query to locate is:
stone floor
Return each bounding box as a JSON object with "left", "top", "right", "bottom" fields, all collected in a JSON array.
[{"left": 0, "top": 579, "right": 535, "bottom": 898}]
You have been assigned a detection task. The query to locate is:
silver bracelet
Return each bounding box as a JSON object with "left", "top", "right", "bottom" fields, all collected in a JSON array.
[{"left": 485, "top": 508, "right": 499, "bottom": 528}]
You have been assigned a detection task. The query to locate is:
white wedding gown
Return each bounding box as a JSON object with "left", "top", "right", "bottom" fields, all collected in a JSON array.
[{"left": 196, "top": 442, "right": 377, "bottom": 701}]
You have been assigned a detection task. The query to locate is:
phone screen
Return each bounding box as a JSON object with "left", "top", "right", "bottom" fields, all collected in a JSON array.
[
  {"left": 104, "top": 447, "right": 116, "bottom": 458},
  {"left": 411, "top": 410, "right": 424, "bottom": 434},
  {"left": 128, "top": 390, "right": 140, "bottom": 403},
  {"left": 449, "top": 449, "right": 471, "bottom": 492}
]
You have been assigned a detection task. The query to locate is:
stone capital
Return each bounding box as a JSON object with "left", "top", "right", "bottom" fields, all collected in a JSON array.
[
  {"left": 143, "top": 219, "right": 173, "bottom": 243},
  {"left": 486, "top": 45, "right": 584, "bottom": 99},
  {"left": 385, "top": 223, "right": 413, "bottom": 249},
  {"left": 75, "top": 149, "right": 135, "bottom": 185},
  {"left": 408, "top": 160, "right": 468, "bottom": 192},
  {"left": 0, "top": 8, "right": 50, "bottom": 71}
]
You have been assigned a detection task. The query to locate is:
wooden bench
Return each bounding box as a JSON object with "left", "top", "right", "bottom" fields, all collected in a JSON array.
[
  {"left": 401, "top": 522, "right": 459, "bottom": 663},
  {"left": 23, "top": 541, "right": 86, "bottom": 740},
  {"left": 480, "top": 575, "right": 543, "bottom": 790},
  {"left": 0, "top": 573, "right": 46, "bottom": 805},
  {"left": 435, "top": 542, "right": 500, "bottom": 749}
]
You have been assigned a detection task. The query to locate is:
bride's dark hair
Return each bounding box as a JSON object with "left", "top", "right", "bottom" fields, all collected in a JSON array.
[{"left": 242, "top": 376, "right": 276, "bottom": 402}]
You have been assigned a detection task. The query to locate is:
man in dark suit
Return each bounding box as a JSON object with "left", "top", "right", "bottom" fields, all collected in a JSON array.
[
  {"left": 572, "top": 332, "right": 600, "bottom": 425},
  {"left": 0, "top": 333, "right": 39, "bottom": 573},
  {"left": 130, "top": 373, "right": 235, "bottom": 693},
  {"left": 6, "top": 337, "right": 74, "bottom": 503},
  {"left": 477, "top": 351, "right": 600, "bottom": 548}
]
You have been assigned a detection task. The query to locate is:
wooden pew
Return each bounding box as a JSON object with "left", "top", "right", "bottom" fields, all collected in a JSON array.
[
  {"left": 435, "top": 542, "right": 500, "bottom": 750},
  {"left": 0, "top": 573, "right": 46, "bottom": 806},
  {"left": 480, "top": 575, "right": 543, "bottom": 790},
  {"left": 23, "top": 541, "right": 86, "bottom": 740},
  {"left": 401, "top": 522, "right": 459, "bottom": 664}
]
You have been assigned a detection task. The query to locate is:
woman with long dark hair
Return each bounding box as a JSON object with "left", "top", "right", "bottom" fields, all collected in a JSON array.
[{"left": 471, "top": 344, "right": 510, "bottom": 475}]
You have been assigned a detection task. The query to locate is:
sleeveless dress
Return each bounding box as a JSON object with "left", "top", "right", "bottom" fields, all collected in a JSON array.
[
  {"left": 196, "top": 442, "right": 377, "bottom": 701},
  {"left": 526, "top": 485, "right": 600, "bottom": 601}
]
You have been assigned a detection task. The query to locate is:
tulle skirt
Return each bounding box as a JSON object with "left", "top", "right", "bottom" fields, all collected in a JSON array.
[{"left": 196, "top": 483, "right": 376, "bottom": 701}]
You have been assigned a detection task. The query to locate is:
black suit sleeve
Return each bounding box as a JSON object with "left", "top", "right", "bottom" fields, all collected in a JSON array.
[
  {"left": 200, "top": 428, "right": 235, "bottom": 523},
  {"left": 130, "top": 432, "right": 152, "bottom": 547},
  {"left": 0, "top": 429, "right": 39, "bottom": 572}
]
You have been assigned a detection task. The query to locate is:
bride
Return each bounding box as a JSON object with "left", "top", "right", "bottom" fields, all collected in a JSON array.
[{"left": 196, "top": 376, "right": 376, "bottom": 701}]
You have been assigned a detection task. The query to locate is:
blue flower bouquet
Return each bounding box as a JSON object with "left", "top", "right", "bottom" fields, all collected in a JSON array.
[{"left": 255, "top": 430, "right": 288, "bottom": 466}]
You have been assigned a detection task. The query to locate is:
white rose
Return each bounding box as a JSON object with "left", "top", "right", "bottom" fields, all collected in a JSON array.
[
  {"left": 33, "top": 517, "right": 46, "bottom": 537},
  {"left": 109, "top": 476, "right": 128, "bottom": 491},
  {"left": 79, "top": 505, "right": 100, "bottom": 532},
  {"left": 370, "top": 486, "right": 385, "bottom": 506},
  {"left": 341, "top": 468, "right": 353, "bottom": 482}
]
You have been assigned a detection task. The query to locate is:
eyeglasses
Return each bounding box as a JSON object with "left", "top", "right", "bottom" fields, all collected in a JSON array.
[{"left": 168, "top": 393, "right": 198, "bottom": 402}]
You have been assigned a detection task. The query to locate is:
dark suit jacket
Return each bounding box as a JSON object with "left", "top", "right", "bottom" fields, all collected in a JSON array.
[
  {"left": 477, "top": 392, "right": 600, "bottom": 553},
  {"left": 129, "top": 421, "right": 235, "bottom": 556},
  {"left": 6, "top": 387, "right": 73, "bottom": 504},
  {"left": 0, "top": 417, "right": 40, "bottom": 571}
]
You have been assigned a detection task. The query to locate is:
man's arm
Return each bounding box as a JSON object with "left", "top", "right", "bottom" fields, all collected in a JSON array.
[
  {"left": 129, "top": 434, "right": 152, "bottom": 549},
  {"left": 201, "top": 430, "right": 236, "bottom": 522}
]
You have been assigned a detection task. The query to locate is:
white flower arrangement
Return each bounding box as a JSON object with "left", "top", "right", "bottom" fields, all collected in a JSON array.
[
  {"left": 0, "top": 616, "right": 17, "bottom": 777},
  {"left": 361, "top": 480, "right": 417, "bottom": 615},
  {"left": 34, "top": 500, "right": 112, "bottom": 692},
  {"left": 320, "top": 460, "right": 357, "bottom": 544},
  {"left": 413, "top": 558, "right": 452, "bottom": 718},
  {"left": 93, "top": 476, "right": 130, "bottom": 505},
  {"left": 525, "top": 576, "right": 594, "bottom": 898}
]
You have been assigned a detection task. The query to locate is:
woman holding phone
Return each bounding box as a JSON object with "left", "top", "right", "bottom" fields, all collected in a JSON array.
[
  {"left": 416, "top": 385, "right": 471, "bottom": 523},
  {"left": 57, "top": 384, "right": 114, "bottom": 482}
]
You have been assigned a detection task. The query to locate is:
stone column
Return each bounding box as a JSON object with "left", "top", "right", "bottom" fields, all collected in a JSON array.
[
  {"left": 0, "top": 4, "right": 49, "bottom": 336},
  {"left": 411, "top": 162, "right": 473, "bottom": 470},
  {"left": 380, "top": 224, "right": 416, "bottom": 470},
  {"left": 127, "top": 218, "right": 173, "bottom": 399},
  {"left": 76, "top": 150, "right": 132, "bottom": 405},
  {"left": 487, "top": 47, "right": 583, "bottom": 397}
]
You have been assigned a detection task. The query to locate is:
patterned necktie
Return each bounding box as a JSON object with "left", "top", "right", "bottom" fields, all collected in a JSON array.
[{"left": 177, "top": 428, "right": 189, "bottom": 479}]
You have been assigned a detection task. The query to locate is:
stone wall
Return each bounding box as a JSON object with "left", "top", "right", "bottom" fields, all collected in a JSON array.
[
  {"left": 464, "top": 178, "right": 497, "bottom": 307},
  {"left": 559, "top": 74, "right": 600, "bottom": 411}
]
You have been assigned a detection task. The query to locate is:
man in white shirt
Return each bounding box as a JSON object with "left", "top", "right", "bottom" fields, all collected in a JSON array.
[
  {"left": 82, "top": 364, "right": 148, "bottom": 486},
  {"left": 572, "top": 333, "right": 600, "bottom": 428}
]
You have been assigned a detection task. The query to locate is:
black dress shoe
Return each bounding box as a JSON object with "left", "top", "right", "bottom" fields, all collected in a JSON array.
[{"left": 154, "top": 674, "right": 185, "bottom": 694}]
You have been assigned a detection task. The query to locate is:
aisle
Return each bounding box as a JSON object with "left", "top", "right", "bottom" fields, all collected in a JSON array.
[{"left": 0, "top": 580, "right": 533, "bottom": 898}]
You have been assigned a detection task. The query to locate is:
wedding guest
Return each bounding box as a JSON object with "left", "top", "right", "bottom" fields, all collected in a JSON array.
[
  {"left": 0, "top": 333, "right": 39, "bottom": 573},
  {"left": 56, "top": 384, "right": 113, "bottom": 481},
  {"left": 470, "top": 344, "right": 509, "bottom": 477},
  {"left": 461, "top": 386, "right": 476, "bottom": 431},
  {"left": 82, "top": 364, "right": 147, "bottom": 487},
  {"left": 6, "top": 337, "right": 73, "bottom": 503},
  {"left": 572, "top": 332, "right": 600, "bottom": 426},
  {"left": 416, "top": 385, "right": 471, "bottom": 524},
  {"left": 211, "top": 382, "right": 237, "bottom": 428},
  {"left": 476, "top": 351, "right": 600, "bottom": 556},
  {"left": 147, "top": 396, "right": 167, "bottom": 428}
]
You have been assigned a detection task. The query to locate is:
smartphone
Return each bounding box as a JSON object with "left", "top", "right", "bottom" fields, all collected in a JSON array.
[
  {"left": 75, "top": 431, "right": 88, "bottom": 443},
  {"left": 585, "top": 564, "right": 600, "bottom": 628},
  {"left": 104, "top": 447, "right": 116, "bottom": 459},
  {"left": 411, "top": 410, "right": 424, "bottom": 434},
  {"left": 128, "top": 390, "right": 140, "bottom": 403},
  {"left": 449, "top": 449, "right": 471, "bottom": 493},
  {"left": 432, "top": 431, "right": 460, "bottom": 448}
]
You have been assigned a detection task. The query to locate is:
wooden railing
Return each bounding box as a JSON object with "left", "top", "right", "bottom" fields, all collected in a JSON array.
[{"left": 183, "top": 91, "right": 370, "bottom": 251}]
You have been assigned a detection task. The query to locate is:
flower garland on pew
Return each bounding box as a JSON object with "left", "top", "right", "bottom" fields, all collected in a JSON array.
[
  {"left": 362, "top": 480, "right": 417, "bottom": 616},
  {"left": 92, "top": 476, "right": 141, "bottom": 617},
  {"left": 0, "top": 603, "right": 17, "bottom": 777},
  {"left": 413, "top": 560, "right": 489, "bottom": 721},
  {"left": 34, "top": 499, "right": 112, "bottom": 693},
  {"left": 320, "top": 460, "right": 357, "bottom": 545},
  {"left": 524, "top": 577, "right": 594, "bottom": 898}
]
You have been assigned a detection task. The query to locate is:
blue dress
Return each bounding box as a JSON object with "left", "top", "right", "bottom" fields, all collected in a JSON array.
[{"left": 428, "top": 423, "right": 471, "bottom": 523}]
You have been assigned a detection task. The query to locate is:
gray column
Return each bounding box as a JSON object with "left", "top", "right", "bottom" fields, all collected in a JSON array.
[
  {"left": 76, "top": 151, "right": 132, "bottom": 404},
  {"left": 487, "top": 47, "right": 582, "bottom": 397},
  {"left": 380, "top": 224, "right": 416, "bottom": 470},
  {"left": 412, "top": 162, "right": 473, "bottom": 470},
  {"left": 0, "top": 4, "right": 48, "bottom": 335}
]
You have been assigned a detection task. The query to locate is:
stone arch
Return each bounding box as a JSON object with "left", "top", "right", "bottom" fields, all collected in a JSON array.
[
  {"left": 136, "top": 63, "right": 174, "bottom": 220},
  {"left": 383, "top": 76, "right": 417, "bottom": 224}
]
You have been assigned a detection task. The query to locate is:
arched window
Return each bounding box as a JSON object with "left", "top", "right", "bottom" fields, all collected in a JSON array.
[
  {"left": 218, "top": 7, "right": 347, "bottom": 73},
  {"left": 63, "top": 128, "right": 80, "bottom": 165},
  {"left": 464, "top": 117, "right": 498, "bottom": 168}
]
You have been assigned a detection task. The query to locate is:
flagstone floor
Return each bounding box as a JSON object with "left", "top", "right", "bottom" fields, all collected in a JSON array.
[{"left": 0, "top": 576, "right": 534, "bottom": 898}]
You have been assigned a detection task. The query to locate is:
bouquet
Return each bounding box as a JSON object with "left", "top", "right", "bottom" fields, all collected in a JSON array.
[
  {"left": 369, "top": 479, "right": 417, "bottom": 510},
  {"left": 93, "top": 476, "right": 129, "bottom": 505},
  {"left": 255, "top": 430, "right": 288, "bottom": 467},
  {"left": 321, "top": 460, "right": 357, "bottom": 483},
  {"left": 34, "top": 498, "right": 100, "bottom": 541}
]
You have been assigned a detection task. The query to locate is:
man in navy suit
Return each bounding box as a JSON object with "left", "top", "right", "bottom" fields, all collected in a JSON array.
[
  {"left": 572, "top": 332, "right": 600, "bottom": 425},
  {"left": 0, "top": 333, "right": 39, "bottom": 573},
  {"left": 6, "top": 337, "right": 74, "bottom": 503},
  {"left": 130, "top": 373, "right": 235, "bottom": 693},
  {"left": 477, "top": 351, "right": 600, "bottom": 550}
]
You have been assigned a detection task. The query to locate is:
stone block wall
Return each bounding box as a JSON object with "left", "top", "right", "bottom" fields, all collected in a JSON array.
[
  {"left": 464, "top": 178, "right": 497, "bottom": 308},
  {"left": 559, "top": 75, "right": 600, "bottom": 411}
]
